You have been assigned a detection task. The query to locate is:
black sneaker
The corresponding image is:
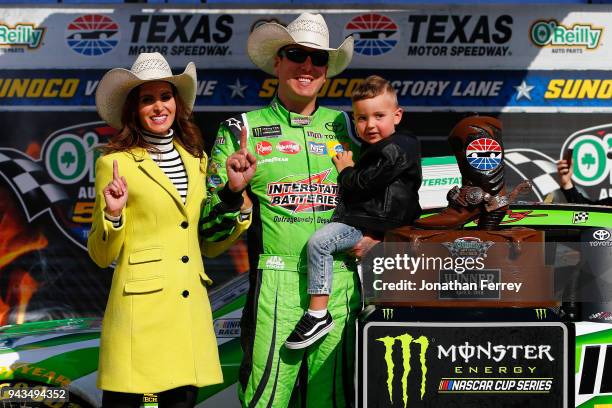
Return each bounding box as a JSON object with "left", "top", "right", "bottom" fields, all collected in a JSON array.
[{"left": 285, "top": 312, "right": 334, "bottom": 349}]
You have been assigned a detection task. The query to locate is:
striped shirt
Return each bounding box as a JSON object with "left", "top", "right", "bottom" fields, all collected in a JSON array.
[
  {"left": 143, "top": 129, "right": 188, "bottom": 204},
  {"left": 104, "top": 129, "right": 188, "bottom": 228}
]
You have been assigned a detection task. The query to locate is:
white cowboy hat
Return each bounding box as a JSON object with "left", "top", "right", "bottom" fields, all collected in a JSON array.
[
  {"left": 95, "top": 52, "right": 196, "bottom": 130},
  {"left": 247, "top": 13, "right": 354, "bottom": 78}
]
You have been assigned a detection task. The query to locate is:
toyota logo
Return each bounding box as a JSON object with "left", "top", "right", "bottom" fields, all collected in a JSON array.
[{"left": 593, "top": 229, "right": 611, "bottom": 241}]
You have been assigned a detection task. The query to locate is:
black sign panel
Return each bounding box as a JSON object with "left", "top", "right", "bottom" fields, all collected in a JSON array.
[{"left": 362, "top": 322, "right": 567, "bottom": 407}]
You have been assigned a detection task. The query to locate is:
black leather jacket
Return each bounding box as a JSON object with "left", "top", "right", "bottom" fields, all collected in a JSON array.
[
  {"left": 332, "top": 132, "right": 422, "bottom": 233},
  {"left": 562, "top": 186, "right": 612, "bottom": 205}
]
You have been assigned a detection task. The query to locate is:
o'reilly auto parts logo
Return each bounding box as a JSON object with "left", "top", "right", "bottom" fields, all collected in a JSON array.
[
  {"left": 42, "top": 122, "right": 111, "bottom": 249},
  {"left": 377, "top": 333, "right": 430, "bottom": 407},
  {"left": 530, "top": 20, "right": 602, "bottom": 50},
  {"left": 127, "top": 14, "right": 233, "bottom": 57},
  {"left": 344, "top": 13, "right": 399, "bottom": 56},
  {"left": 561, "top": 123, "right": 612, "bottom": 201},
  {"left": 66, "top": 14, "right": 119, "bottom": 56},
  {"left": 266, "top": 169, "right": 338, "bottom": 213},
  {"left": 0, "top": 23, "right": 45, "bottom": 49},
  {"left": 405, "top": 14, "right": 513, "bottom": 57}
]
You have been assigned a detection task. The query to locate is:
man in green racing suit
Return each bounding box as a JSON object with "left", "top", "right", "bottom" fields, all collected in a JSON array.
[{"left": 200, "top": 13, "right": 362, "bottom": 407}]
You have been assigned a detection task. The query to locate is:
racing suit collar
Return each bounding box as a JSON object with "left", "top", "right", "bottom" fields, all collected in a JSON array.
[{"left": 271, "top": 96, "right": 319, "bottom": 128}]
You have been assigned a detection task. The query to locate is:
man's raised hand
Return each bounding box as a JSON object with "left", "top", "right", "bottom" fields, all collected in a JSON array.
[{"left": 226, "top": 127, "right": 257, "bottom": 192}]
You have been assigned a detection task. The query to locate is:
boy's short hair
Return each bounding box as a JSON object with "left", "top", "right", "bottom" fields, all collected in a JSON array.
[{"left": 351, "top": 75, "right": 397, "bottom": 105}]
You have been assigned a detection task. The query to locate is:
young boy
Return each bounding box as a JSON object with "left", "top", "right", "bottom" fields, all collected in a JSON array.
[{"left": 285, "top": 75, "right": 423, "bottom": 349}]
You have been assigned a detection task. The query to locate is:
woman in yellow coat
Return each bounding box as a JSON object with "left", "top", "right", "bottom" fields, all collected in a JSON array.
[{"left": 88, "top": 52, "right": 250, "bottom": 407}]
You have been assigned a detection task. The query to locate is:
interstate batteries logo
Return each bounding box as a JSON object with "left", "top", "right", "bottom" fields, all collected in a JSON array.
[
  {"left": 66, "top": 14, "right": 119, "bottom": 56},
  {"left": 344, "top": 14, "right": 399, "bottom": 56},
  {"left": 530, "top": 20, "right": 602, "bottom": 50},
  {"left": 0, "top": 23, "right": 44, "bottom": 49},
  {"left": 266, "top": 169, "right": 338, "bottom": 213}
]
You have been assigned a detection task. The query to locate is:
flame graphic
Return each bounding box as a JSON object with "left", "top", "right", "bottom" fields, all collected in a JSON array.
[{"left": 0, "top": 143, "right": 47, "bottom": 324}]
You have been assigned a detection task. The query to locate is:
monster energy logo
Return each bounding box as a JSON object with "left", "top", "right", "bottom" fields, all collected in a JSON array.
[
  {"left": 376, "top": 333, "right": 430, "bottom": 408},
  {"left": 535, "top": 308, "right": 547, "bottom": 319},
  {"left": 382, "top": 308, "right": 394, "bottom": 320}
]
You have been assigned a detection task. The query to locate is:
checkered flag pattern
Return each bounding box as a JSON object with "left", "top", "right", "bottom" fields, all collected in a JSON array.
[
  {"left": 572, "top": 211, "right": 589, "bottom": 224},
  {"left": 505, "top": 149, "right": 561, "bottom": 201},
  {"left": 0, "top": 148, "right": 68, "bottom": 221}
]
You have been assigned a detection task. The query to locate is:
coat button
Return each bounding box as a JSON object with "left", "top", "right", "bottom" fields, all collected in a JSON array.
[
  {"left": 181, "top": 221, "right": 188, "bottom": 229},
  {"left": 182, "top": 290, "right": 189, "bottom": 298},
  {"left": 181, "top": 255, "right": 189, "bottom": 263}
]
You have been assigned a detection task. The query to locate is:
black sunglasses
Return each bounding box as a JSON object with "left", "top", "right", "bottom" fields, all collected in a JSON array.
[{"left": 278, "top": 47, "right": 330, "bottom": 67}]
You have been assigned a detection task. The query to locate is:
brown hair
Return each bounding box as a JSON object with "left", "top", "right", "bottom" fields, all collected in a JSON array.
[
  {"left": 351, "top": 75, "right": 397, "bottom": 105},
  {"left": 102, "top": 83, "right": 204, "bottom": 158}
]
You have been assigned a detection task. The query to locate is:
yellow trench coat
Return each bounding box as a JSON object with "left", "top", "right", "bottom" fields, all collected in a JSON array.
[{"left": 88, "top": 143, "right": 238, "bottom": 393}]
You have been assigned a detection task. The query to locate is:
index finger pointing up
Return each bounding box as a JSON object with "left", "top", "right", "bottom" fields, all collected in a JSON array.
[
  {"left": 113, "top": 159, "right": 120, "bottom": 180},
  {"left": 239, "top": 126, "right": 248, "bottom": 152}
]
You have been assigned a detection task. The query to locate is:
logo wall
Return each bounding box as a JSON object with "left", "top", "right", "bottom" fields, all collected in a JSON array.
[
  {"left": 66, "top": 14, "right": 119, "bottom": 56},
  {"left": 344, "top": 13, "right": 399, "bottom": 56}
]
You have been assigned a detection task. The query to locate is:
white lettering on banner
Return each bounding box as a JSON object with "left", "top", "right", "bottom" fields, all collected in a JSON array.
[
  {"left": 451, "top": 81, "right": 503, "bottom": 97},
  {"left": 196, "top": 81, "right": 217, "bottom": 96},
  {"left": 391, "top": 81, "right": 450, "bottom": 96},
  {"left": 437, "top": 342, "right": 555, "bottom": 363},
  {"left": 84, "top": 81, "right": 99, "bottom": 96}
]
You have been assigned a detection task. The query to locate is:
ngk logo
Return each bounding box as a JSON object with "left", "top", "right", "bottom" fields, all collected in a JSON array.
[
  {"left": 256, "top": 141, "right": 272, "bottom": 156},
  {"left": 277, "top": 140, "right": 301, "bottom": 154}
]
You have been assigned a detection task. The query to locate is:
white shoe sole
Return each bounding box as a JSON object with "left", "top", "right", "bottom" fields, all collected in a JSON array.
[{"left": 285, "top": 321, "right": 335, "bottom": 350}]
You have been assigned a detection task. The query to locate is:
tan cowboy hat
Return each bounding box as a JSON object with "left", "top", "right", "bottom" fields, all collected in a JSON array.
[
  {"left": 95, "top": 52, "right": 196, "bottom": 130},
  {"left": 247, "top": 13, "right": 354, "bottom": 78}
]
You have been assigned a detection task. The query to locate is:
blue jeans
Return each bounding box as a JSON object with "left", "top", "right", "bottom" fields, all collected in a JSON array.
[{"left": 307, "top": 222, "right": 363, "bottom": 295}]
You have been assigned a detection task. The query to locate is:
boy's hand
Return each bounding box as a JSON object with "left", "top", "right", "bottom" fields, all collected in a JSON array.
[
  {"left": 349, "top": 234, "right": 380, "bottom": 259},
  {"left": 332, "top": 151, "right": 354, "bottom": 173}
]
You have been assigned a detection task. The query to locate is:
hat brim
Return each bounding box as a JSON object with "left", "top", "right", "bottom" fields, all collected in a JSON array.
[
  {"left": 95, "top": 62, "right": 196, "bottom": 130},
  {"left": 247, "top": 23, "right": 354, "bottom": 78}
]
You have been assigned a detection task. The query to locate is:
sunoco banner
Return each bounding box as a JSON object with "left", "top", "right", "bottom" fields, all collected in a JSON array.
[
  {"left": 5, "top": 69, "right": 612, "bottom": 111},
  {"left": 1, "top": 6, "right": 612, "bottom": 70}
]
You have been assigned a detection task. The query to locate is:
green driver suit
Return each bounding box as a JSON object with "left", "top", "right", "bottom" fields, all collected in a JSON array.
[{"left": 201, "top": 98, "right": 362, "bottom": 407}]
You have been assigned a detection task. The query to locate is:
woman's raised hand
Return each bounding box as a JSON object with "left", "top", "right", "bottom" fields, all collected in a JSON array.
[{"left": 103, "top": 160, "right": 128, "bottom": 217}]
